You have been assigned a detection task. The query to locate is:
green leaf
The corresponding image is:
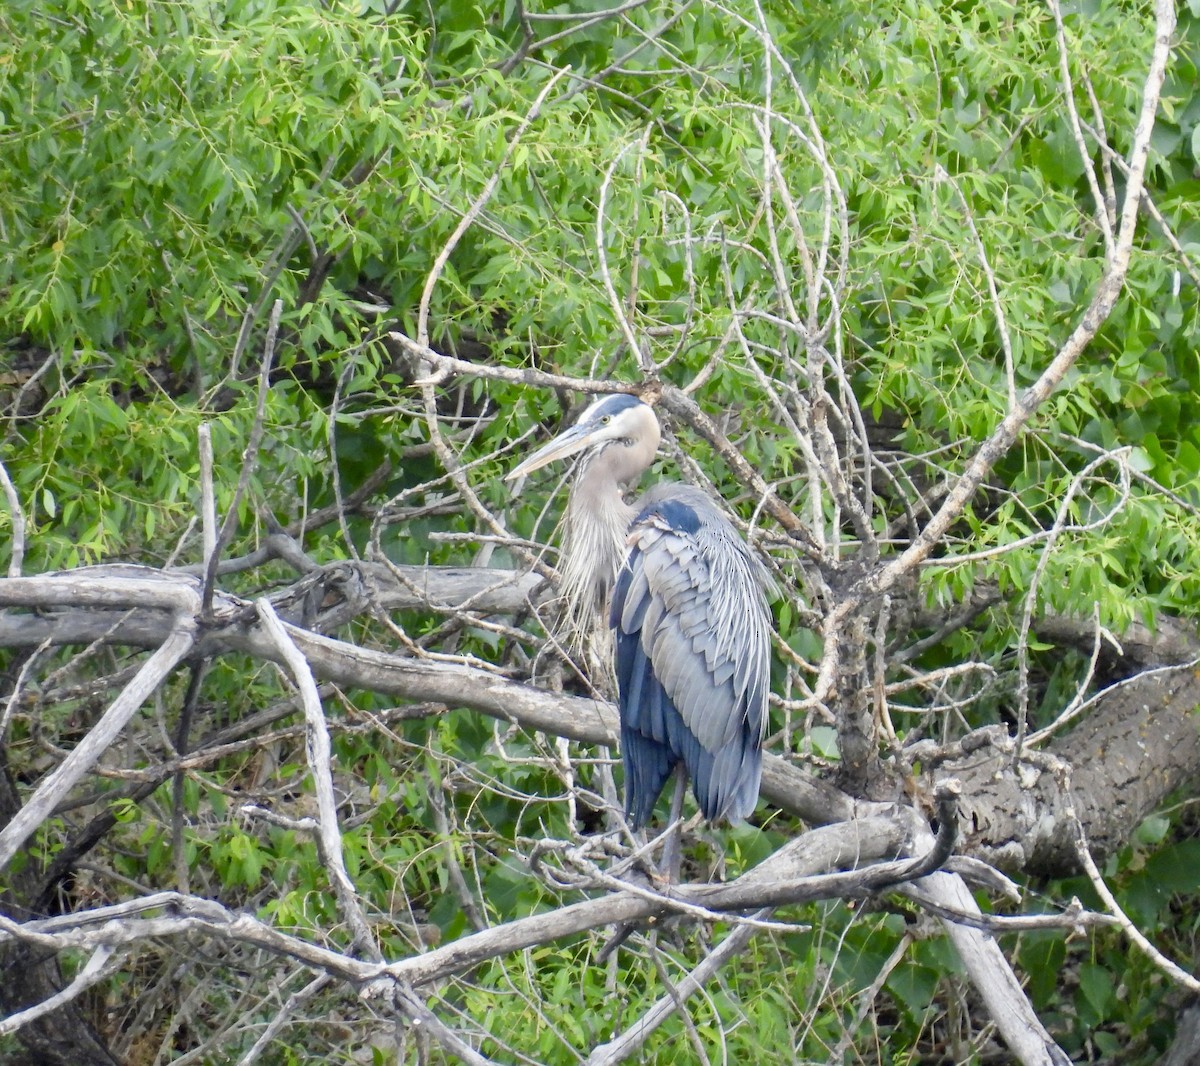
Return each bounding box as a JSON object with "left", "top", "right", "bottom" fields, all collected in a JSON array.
[{"left": 1078, "top": 962, "right": 1114, "bottom": 1019}]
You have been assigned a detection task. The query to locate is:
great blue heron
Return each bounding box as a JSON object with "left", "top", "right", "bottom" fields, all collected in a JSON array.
[{"left": 507, "top": 394, "right": 772, "bottom": 829}]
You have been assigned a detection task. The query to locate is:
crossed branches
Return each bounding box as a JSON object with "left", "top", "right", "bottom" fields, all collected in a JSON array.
[{"left": 0, "top": 0, "right": 1191, "bottom": 1063}]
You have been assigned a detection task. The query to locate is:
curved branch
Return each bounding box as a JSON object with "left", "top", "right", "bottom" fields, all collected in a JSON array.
[{"left": 0, "top": 816, "right": 908, "bottom": 991}]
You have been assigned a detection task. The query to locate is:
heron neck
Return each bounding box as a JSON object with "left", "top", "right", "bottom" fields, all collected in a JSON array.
[{"left": 559, "top": 456, "right": 636, "bottom": 646}]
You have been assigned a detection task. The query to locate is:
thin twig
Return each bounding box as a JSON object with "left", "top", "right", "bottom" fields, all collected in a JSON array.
[
  {"left": 831, "top": 934, "right": 913, "bottom": 1062},
  {"left": 584, "top": 911, "right": 768, "bottom": 1066},
  {"left": 1014, "top": 449, "right": 1132, "bottom": 752},
  {"left": 1047, "top": 0, "right": 1116, "bottom": 261},
  {"left": 234, "top": 974, "right": 332, "bottom": 1066},
  {"left": 1060, "top": 761, "right": 1200, "bottom": 995},
  {"left": 596, "top": 133, "right": 651, "bottom": 371},
  {"left": 934, "top": 165, "right": 1017, "bottom": 409},
  {"left": 416, "top": 67, "right": 570, "bottom": 357},
  {"left": 197, "top": 422, "right": 217, "bottom": 566},
  {"left": 201, "top": 299, "right": 283, "bottom": 617}
]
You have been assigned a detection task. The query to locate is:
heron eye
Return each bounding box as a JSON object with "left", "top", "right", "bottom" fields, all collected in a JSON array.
[{"left": 601, "top": 415, "right": 611, "bottom": 424}]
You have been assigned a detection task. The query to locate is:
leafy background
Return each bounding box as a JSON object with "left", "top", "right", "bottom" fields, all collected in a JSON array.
[{"left": 2, "top": 0, "right": 1200, "bottom": 1062}]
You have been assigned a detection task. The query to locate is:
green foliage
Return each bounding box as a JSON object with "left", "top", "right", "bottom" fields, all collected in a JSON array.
[
  {"left": 4, "top": 0, "right": 1200, "bottom": 1062},
  {"left": 1009, "top": 816, "right": 1200, "bottom": 1062}
]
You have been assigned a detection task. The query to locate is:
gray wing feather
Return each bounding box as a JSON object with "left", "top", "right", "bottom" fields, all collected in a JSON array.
[{"left": 612, "top": 485, "right": 772, "bottom": 823}]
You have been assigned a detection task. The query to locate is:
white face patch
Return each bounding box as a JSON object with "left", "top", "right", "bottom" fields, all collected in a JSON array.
[{"left": 579, "top": 398, "right": 644, "bottom": 442}]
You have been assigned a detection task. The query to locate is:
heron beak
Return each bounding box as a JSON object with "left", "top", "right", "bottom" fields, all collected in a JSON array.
[{"left": 504, "top": 422, "right": 602, "bottom": 482}]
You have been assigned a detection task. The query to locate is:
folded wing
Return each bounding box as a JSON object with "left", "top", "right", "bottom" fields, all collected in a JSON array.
[{"left": 610, "top": 486, "right": 771, "bottom": 827}]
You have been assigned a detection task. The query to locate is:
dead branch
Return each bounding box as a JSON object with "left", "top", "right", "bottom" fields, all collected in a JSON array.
[
  {"left": 0, "top": 814, "right": 913, "bottom": 997},
  {"left": 255, "top": 599, "right": 379, "bottom": 958},
  {"left": 0, "top": 622, "right": 196, "bottom": 873}
]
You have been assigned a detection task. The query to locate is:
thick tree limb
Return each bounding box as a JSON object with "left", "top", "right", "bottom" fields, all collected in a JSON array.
[
  {"left": 2, "top": 568, "right": 1196, "bottom": 870},
  {"left": 10, "top": 560, "right": 1195, "bottom": 673},
  {"left": 905, "top": 866, "right": 1072, "bottom": 1066},
  {"left": 893, "top": 804, "right": 1072, "bottom": 1065},
  {"left": 0, "top": 796, "right": 1063, "bottom": 1064},
  {"left": 0, "top": 569, "right": 855, "bottom": 829},
  {"left": 0, "top": 815, "right": 912, "bottom": 994},
  {"left": 951, "top": 665, "right": 1200, "bottom": 875},
  {"left": 0, "top": 561, "right": 545, "bottom": 644}
]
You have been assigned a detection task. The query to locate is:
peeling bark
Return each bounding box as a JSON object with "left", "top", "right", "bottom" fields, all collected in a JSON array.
[{"left": 950, "top": 667, "right": 1200, "bottom": 875}]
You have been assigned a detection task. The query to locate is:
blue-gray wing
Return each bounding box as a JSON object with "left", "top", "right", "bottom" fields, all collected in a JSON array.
[{"left": 610, "top": 488, "right": 771, "bottom": 827}]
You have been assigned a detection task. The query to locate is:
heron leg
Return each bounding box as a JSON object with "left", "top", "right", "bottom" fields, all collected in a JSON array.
[{"left": 659, "top": 763, "right": 688, "bottom": 883}]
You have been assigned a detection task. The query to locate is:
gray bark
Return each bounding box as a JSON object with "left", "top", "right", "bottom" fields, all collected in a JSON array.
[
  {"left": 2, "top": 565, "right": 1198, "bottom": 874},
  {"left": 949, "top": 666, "right": 1200, "bottom": 875},
  {"left": 1164, "top": 1004, "right": 1200, "bottom": 1066}
]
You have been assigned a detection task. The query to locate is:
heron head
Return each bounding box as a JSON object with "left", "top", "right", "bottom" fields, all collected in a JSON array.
[{"left": 505, "top": 395, "right": 659, "bottom": 483}]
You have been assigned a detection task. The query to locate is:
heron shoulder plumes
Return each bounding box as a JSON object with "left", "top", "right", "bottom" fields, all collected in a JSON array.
[
  {"left": 612, "top": 484, "right": 770, "bottom": 826},
  {"left": 507, "top": 394, "right": 772, "bottom": 828}
]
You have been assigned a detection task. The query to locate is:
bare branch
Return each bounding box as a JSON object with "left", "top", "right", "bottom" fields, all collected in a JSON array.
[
  {"left": 584, "top": 912, "right": 765, "bottom": 1066},
  {"left": 904, "top": 866, "right": 1068, "bottom": 1066},
  {"left": 1047, "top": 0, "right": 1116, "bottom": 260},
  {"left": 415, "top": 67, "right": 570, "bottom": 357},
  {"left": 0, "top": 623, "right": 196, "bottom": 873},
  {"left": 0, "top": 946, "right": 121, "bottom": 1039},
  {"left": 391, "top": 985, "right": 500, "bottom": 1066},
  {"left": 197, "top": 422, "right": 217, "bottom": 566},
  {"left": 596, "top": 133, "right": 652, "bottom": 372},
  {"left": 0, "top": 815, "right": 911, "bottom": 992},
  {"left": 1061, "top": 761, "right": 1200, "bottom": 996},
  {"left": 934, "top": 165, "right": 1017, "bottom": 409},
  {"left": 234, "top": 974, "right": 332, "bottom": 1066},
  {"left": 818, "top": 0, "right": 1176, "bottom": 694},
  {"left": 390, "top": 329, "right": 638, "bottom": 395},
  {"left": 255, "top": 599, "right": 379, "bottom": 958},
  {"left": 201, "top": 299, "right": 282, "bottom": 616}
]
